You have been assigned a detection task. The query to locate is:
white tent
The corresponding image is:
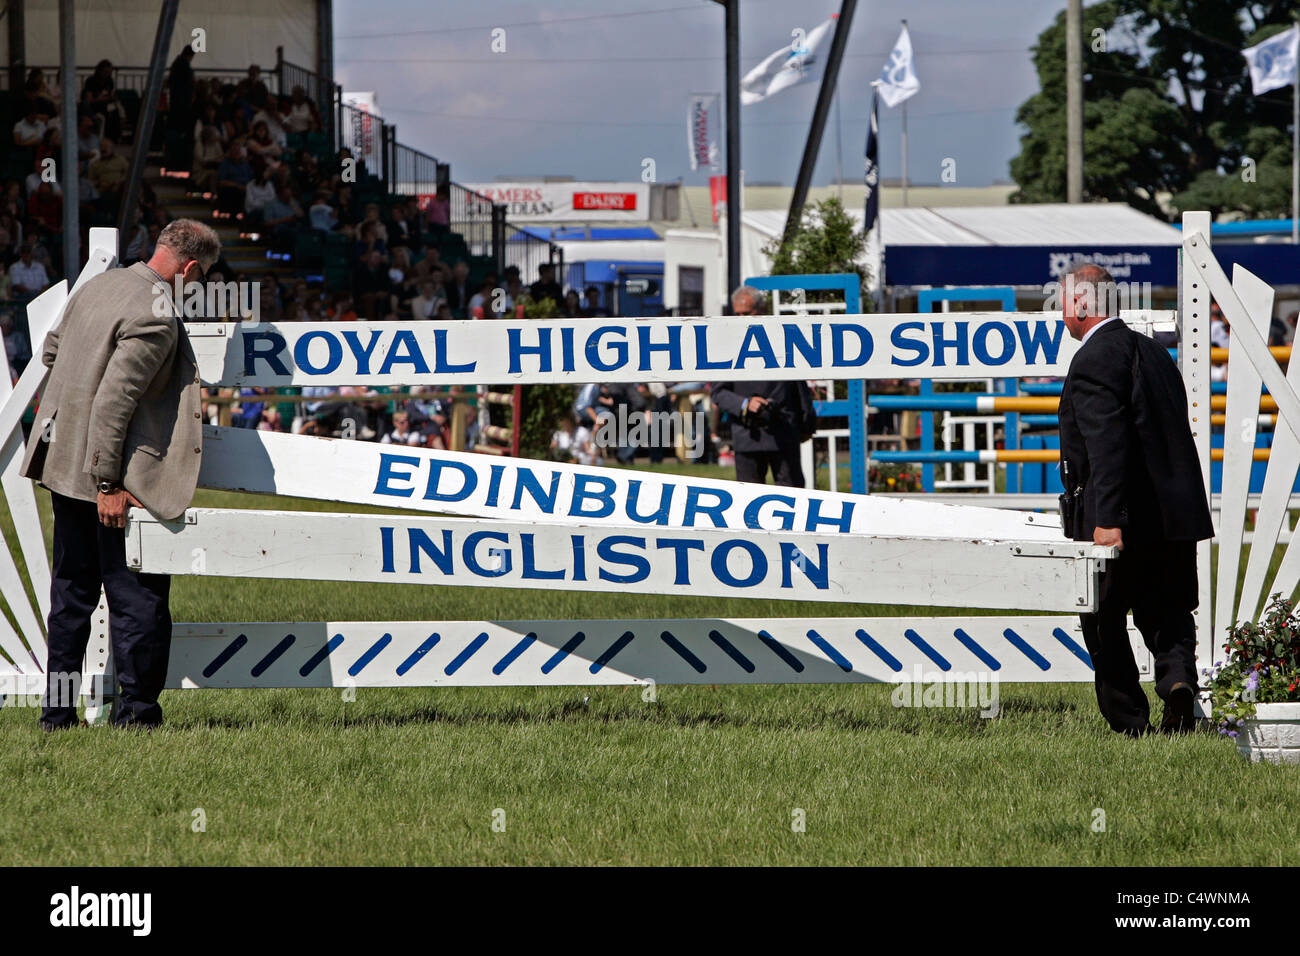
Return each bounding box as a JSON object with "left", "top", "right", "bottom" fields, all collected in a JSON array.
[{"left": 664, "top": 203, "right": 1183, "bottom": 315}]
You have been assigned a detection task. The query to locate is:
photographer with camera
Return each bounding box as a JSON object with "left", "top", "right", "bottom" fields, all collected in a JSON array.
[{"left": 712, "top": 286, "right": 817, "bottom": 487}]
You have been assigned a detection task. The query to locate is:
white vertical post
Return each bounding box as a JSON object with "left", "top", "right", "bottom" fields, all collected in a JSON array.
[
  {"left": 81, "top": 592, "right": 113, "bottom": 724},
  {"left": 1181, "top": 212, "right": 1214, "bottom": 680}
]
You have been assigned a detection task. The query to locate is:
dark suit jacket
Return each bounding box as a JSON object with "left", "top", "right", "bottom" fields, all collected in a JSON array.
[
  {"left": 713, "top": 379, "right": 816, "bottom": 454},
  {"left": 1057, "top": 319, "right": 1213, "bottom": 543},
  {"left": 444, "top": 280, "right": 471, "bottom": 314}
]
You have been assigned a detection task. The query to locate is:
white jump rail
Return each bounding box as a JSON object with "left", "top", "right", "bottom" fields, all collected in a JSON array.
[{"left": 4, "top": 215, "right": 1292, "bottom": 715}]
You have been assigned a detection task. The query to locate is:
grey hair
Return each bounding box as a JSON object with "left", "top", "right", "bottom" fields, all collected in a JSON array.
[
  {"left": 157, "top": 219, "right": 221, "bottom": 269},
  {"left": 731, "top": 285, "right": 764, "bottom": 311}
]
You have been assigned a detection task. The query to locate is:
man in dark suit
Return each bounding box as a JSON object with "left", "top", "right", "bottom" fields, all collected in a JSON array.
[
  {"left": 712, "top": 286, "right": 817, "bottom": 486},
  {"left": 444, "top": 260, "right": 472, "bottom": 317},
  {"left": 1057, "top": 263, "right": 1214, "bottom": 737}
]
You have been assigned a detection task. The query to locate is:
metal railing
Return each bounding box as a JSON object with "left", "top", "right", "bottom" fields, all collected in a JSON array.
[
  {"left": 392, "top": 142, "right": 444, "bottom": 199},
  {"left": 2, "top": 65, "right": 278, "bottom": 98},
  {"left": 504, "top": 224, "right": 563, "bottom": 289},
  {"left": 448, "top": 182, "right": 499, "bottom": 263},
  {"left": 338, "top": 100, "right": 385, "bottom": 180}
]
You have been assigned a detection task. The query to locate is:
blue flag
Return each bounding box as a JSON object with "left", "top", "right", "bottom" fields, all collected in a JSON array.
[{"left": 864, "top": 91, "right": 879, "bottom": 235}]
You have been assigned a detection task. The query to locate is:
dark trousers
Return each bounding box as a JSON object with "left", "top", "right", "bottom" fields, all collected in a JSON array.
[
  {"left": 41, "top": 492, "right": 173, "bottom": 727},
  {"left": 735, "top": 449, "right": 804, "bottom": 487},
  {"left": 1078, "top": 537, "right": 1199, "bottom": 735}
]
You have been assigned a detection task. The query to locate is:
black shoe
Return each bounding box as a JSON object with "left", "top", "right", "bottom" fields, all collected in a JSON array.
[
  {"left": 1160, "top": 683, "right": 1197, "bottom": 735},
  {"left": 110, "top": 719, "right": 161, "bottom": 732},
  {"left": 38, "top": 719, "right": 86, "bottom": 732}
]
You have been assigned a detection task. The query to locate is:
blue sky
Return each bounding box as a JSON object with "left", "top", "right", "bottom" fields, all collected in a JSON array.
[{"left": 333, "top": 0, "right": 1068, "bottom": 188}]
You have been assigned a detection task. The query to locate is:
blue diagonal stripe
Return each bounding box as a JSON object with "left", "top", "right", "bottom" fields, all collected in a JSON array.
[
  {"left": 953, "top": 628, "right": 1001, "bottom": 670},
  {"left": 1052, "top": 627, "right": 1094, "bottom": 669},
  {"left": 299, "top": 634, "right": 345, "bottom": 678},
  {"left": 659, "top": 630, "right": 706, "bottom": 673},
  {"left": 349, "top": 633, "right": 392, "bottom": 677},
  {"left": 541, "top": 632, "right": 586, "bottom": 674},
  {"left": 590, "top": 631, "right": 635, "bottom": 674},
  {"left": 494, "top": 633, "right": 536, "bottom": 675},
  {"left": 250, "top": 633, "right": 295, "bottom": 678},
  {"left": 203, "top": 634, "right": 247, "bottom": 679},
  {"left": 806, "top": 629, "right": 852, "bottom": 672},
  {"left": 396, "top": 632, "right": 440, "bottom": 676},
  {"left": 707, "top": 630, "right": 755, "bottom": 673},
  {"left": 854, "top": 629, "right": 902, "bottom": 672},
  {"left": 904, "top": 629, "right": 952, "bottom": 671},
  {"left": 757, "top": 630, "right": 804, "bottom": 672},
  {"left": 1003, "top": 628, "right": 1051, "bottom": 671},
  {"left": 445, "top": 632, "right": 489, "bottom": 675}
]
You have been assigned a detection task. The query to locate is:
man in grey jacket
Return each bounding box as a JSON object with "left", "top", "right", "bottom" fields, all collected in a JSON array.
[{"left": 23, "top": 219, "right": 219, "bottom": 729}]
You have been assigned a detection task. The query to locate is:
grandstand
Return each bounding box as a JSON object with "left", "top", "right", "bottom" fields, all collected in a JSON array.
[{"left": 3, "top": 5, "right": 562, "bottom": 450}]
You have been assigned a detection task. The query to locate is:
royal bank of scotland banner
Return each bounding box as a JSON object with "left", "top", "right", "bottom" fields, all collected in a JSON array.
[{"left": 184, "top": 312, "right": 1165, "bottom": 387}]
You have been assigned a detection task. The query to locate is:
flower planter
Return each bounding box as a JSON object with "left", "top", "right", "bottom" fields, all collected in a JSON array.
[{"left": 1236, "top": 703, "right": 1300, "bottom": 765}]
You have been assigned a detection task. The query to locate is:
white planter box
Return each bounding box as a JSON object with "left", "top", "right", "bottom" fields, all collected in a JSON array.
[{"left": 1237, "top": 702, "right": 1300, "bottom": 765}]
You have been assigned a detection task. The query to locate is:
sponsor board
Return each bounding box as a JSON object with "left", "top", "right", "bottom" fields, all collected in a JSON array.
[
  {"left": 197, "top": 426, "right": 1066, "bottom": 541},
  {"left": 127, "top": 508, "right": 1105, "bottom": 612},
  {"left": 183, "top": 312, "right": 1171, "bottom": 387}
]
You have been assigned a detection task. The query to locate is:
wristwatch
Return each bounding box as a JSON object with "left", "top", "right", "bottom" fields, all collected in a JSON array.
[{"left": 97, "top": 480, "right": 120, "bottom": 494}]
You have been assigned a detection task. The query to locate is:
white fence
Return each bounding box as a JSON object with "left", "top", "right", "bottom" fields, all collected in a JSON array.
[{"left": 0, "top": 214, "right": 1291, "bottom": 717}]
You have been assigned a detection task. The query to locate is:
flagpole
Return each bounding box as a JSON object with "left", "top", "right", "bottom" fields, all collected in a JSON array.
[
  {"left": 835, "top": 85, "right": 844, "bottom": 202},
  {"left": 902, "top": 98, "right": 909, "bottom": 206},
  {"left": 900, "top": 19, "right": 909, "bottom": 207}
]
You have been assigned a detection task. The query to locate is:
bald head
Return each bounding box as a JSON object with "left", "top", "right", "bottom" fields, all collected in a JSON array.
[
  {"left": 1062, "top": 262, "right": 1119, "bottom": 341},
  {"left": 147, "top": 219, "right": 222, "bottom": 283}
]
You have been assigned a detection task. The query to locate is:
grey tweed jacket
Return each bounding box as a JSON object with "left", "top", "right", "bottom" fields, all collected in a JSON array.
[{"left": 21, "top": 262, "right": 203, "bottom": 520}]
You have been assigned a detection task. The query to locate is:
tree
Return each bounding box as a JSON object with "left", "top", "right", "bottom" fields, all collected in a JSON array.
[
  {"left": 1009, "top": 0, "right": 1299, "bottom": 220},
  {"left": 1010, "top": 1, "right": 1183, "bottom": 216},
  {"left": 1166, "top": 19, "right": 1298, "bottom": 219},
  {"left": 762, "top": 197, "right": 870, "bottom": 304},
  {"left": 1174, "top": 125, "right": 1295, "bottom": 218},
  {"left": 514, "top": 292, "right": 577, "bottom": 458}
]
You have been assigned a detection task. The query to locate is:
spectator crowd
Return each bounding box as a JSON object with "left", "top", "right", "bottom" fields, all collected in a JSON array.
[{"left": 3, "top": 58, "right": 735, "bottom": 470}]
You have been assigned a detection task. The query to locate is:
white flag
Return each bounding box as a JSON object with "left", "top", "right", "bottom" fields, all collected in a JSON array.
[
  {"left": 877, "top": 25, "right": 920, "bottom": 108},
  {"left": 1243, "top": 25, "right": 1299, "bottom": 96},
  {"left": 687, "top": 93, "right": 720, "bottom": 171},
  {"left": 741, "top": 18, "right": 835, "bottom": 105}
]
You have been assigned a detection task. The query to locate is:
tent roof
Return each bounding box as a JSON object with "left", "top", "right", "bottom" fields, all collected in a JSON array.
[
  {"left": 743, "top": 203, "right": 1182, "bottom": 247},
  {"left": 555, "top": 238, "right": 664, "bottom": 263},
  {"left": 512, "top": 225, "right": 662, "bottom": 242}
]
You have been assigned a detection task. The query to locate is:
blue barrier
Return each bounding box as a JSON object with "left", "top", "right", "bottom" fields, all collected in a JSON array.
[
  {"left": 916, "top": 287, "right": 1018, "bottom": 493},
  {"left": 745, "top": 273, "right": 866, "bottom": 494}
]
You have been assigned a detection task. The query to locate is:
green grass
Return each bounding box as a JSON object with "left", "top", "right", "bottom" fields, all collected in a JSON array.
[{"left": 2, "top": 479, "right": 1298, "bottom": 866}]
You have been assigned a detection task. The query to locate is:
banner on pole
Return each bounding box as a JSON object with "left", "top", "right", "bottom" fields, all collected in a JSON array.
[
  {"left": 687, "top": 93, "right": 720, "bottom": 172},
  {"left": 741, "top": 18, "right": 835, "bottom": 105},
  {"left": 877, "top": 25, "right": 921, "bottom": 108},
  {"left": 1243, "top": 25, "right": 1299, "bottom": 96}
]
